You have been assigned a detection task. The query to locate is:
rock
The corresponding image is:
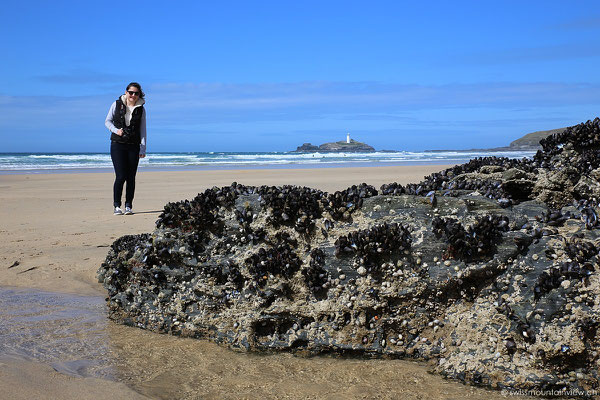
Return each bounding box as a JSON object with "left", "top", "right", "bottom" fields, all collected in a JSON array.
[
  {"left": 318, "top": 139, "right": 375, "bottom": 152},
  {"left": 295, "top": 143, "right": 319, "bottom": 152},
  {"left": 99, "top": 117, "right": 600, "bottom": 395},
  {"left": 502, "top": 168, "right": 529, "bottom": 181},
  {"left": 293, "top": 139, "right": 375, "bottom": 153}
]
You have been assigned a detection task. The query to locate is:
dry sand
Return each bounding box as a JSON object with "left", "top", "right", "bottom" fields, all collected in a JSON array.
[{"left": 0, "top": 165, "right": 524, "bottom": 399}]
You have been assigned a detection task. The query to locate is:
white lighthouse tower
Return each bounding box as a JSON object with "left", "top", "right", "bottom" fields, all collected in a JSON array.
[{"left": 346, "top": 132, "right": 350, "bottom": 144}]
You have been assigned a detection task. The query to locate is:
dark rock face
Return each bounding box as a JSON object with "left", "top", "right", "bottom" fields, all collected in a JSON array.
[
  {"left": 99, "top": 118, "right": 600, "bottom": 394},
  {"left": 295, "top": 143, "right": 319, "bottom": 152}
]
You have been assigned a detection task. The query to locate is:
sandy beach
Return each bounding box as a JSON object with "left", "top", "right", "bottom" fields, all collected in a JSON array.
[{"left": 0, "top": 165, "right": 521, "bottom": 399}]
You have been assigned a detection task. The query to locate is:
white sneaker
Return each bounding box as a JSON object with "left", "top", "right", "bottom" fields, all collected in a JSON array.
[
  {"left": 114, "top": 207, "right": 124, "bottom": 215},
  {"left": 124, "top": 207, "right": 134, "bottom": 215}
]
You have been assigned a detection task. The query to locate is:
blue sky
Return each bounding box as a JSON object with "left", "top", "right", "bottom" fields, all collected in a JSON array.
[{"left": 1, "top": 0, "right": 599, "bottom": 152}]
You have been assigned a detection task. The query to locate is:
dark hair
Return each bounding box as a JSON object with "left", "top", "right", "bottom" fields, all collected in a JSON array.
[{"left": 126, "top": 82, "right": 145, "bottom": 99}]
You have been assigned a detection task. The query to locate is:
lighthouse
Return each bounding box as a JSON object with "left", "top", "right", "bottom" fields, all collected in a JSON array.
[{"left": 346, "top": 132, "right": 350, "bottom": 144}]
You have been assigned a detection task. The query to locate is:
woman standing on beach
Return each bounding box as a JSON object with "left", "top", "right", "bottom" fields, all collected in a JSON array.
[{"left": 105, "top": 82, "right": 147, "bottom": 215}]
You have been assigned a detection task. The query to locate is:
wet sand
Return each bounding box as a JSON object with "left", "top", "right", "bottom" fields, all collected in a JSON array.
[
  {"left": 0, "top": 165, "right": 527, "bottom": 399},
  {"left": 0, "top": 287, "right": 516, "bottom": 400}
]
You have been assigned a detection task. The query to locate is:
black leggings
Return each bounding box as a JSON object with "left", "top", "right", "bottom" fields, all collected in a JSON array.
[{"left": 110, "top": 142, "right": 140, "bottom": 208}]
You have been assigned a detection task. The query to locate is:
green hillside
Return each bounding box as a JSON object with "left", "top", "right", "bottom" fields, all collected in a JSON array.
[{"left": 508, "top": 127, "right": 566, "bottom": 149}]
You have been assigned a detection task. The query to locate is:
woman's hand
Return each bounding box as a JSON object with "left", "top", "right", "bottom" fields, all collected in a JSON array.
[
  {"left": 139, "top": 154, "right": 146, "bottom": 159},
  {"left": 116, "top": 129, "right": 123, "bottom": 136}
]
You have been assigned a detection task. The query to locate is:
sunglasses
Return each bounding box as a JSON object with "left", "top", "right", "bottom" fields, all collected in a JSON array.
[{"left": 127, "top": 90, "right": 140, "bottom": 96}]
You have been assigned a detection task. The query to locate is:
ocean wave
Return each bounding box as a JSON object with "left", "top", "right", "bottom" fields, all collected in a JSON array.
[
  {"left": 0, "top": 151, "right": 537, "bottom": 171},
  {"left": 143, "top": 154, "right": 200, "bottom": 160},
  {"left": 0, "top": 163, "right": 112, "bottom": 170},
  {"left": 27, "top": 154, "right": 110, "bottom": 161}
]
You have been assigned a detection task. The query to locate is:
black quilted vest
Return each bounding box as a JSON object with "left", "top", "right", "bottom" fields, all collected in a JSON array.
[{"left": 110, "top": 98, "right": 144, "bottom": 145}]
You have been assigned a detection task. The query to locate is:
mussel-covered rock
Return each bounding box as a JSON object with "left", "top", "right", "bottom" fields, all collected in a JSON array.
[
  {"left": 432, "top": 215, "right": 509, "bottom": 262},
  {"left": 335, "top": 222, "right": 411, "bottom": 279},
  {"left": 257, "top": 185, "right": 324, "bottom": 234},
  {"left": 322, "top": 183, "right": 377, "bottom": 220},
  {"left": 99, "top": 118, "right": 600, "bottom": 396}
]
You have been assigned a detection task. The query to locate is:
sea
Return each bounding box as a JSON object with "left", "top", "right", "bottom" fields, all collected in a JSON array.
[{"left": 0, "top": 150, "right": 537, "bottom": 173}]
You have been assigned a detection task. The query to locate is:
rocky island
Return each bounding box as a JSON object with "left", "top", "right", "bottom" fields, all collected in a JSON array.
[
  {"left": 295, "top": 138, "right": 375, "bottom": 152},
  {"left": 99, "top": 118, "right": 600, "bottom": 395}
]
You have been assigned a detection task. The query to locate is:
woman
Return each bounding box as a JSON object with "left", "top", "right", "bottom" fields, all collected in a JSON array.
[{"left": 104, "top": 82, "right": 147, "bottom": 215}]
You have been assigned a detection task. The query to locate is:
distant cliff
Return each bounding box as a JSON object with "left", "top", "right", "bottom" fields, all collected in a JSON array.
[
  {"left": 427, "top": 126, "right": 568, "bottom": 152},
  {"left": 295, "top": 139, "right": 375, "bottom": 152},
  {"left": 507, "top": 127, "right": 566, "bottom": 150}
]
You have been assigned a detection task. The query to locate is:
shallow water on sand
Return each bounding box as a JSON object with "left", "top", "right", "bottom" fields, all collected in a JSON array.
[{"left": 0, "top": 287, "right": 513, "bottom": 399}]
